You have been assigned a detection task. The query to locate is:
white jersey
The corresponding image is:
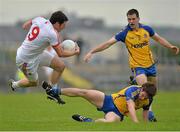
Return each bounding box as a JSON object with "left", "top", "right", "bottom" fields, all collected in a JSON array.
[{"left": 16, "top": 17, "right": 60, "bottom": 62}]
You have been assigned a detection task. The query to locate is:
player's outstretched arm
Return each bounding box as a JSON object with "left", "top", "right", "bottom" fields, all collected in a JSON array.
[
  {"left": 152, "top": 33, "right": 179, "bottom": 55},
  {"left": 83, "top": 37, "right": 117, "bottom": 62}
]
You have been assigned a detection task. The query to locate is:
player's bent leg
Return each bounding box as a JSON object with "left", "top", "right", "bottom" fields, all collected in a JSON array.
[
  {"left": 18, "top": 78, "right": 38, "bottom": 87},
  {"left": 40, "top": 53, "right": 65, "bottom": 103},
  {"left": 39, "top": 51, "right": 64, "bottom": 85},
  {"left": 136, "top": 74, "right": 147, "bottom": 85},
  {"left": 50, "top": 56, "right": 65, "bottom": 85},
  {"left": 9, "top": 78, "right": 38, "bottom": 91},
  {"left": 95, "top": 112, "right": 121, "bottom": 123}
]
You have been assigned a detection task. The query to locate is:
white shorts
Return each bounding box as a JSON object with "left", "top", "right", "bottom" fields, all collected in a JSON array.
[{"left": 16, "top": 50, "right": 55, "bottom": 81}]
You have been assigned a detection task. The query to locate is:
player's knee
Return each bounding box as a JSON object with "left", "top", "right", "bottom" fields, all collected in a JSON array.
[
  {"left": 51, "top": 57, "right": 65, "bottom": 72},
  {"left": 56, "top": 62, "right": 65, "bottom": 72}
]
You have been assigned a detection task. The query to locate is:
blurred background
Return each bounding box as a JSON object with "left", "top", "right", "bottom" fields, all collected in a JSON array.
[{"left": 0, "top": 0, "right": 180, "bottom": 93}]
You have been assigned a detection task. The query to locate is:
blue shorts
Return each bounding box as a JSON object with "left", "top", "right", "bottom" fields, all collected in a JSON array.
[
  {"left": 97, "top": 95, "right": 124, "bottom": 121},
  {"left": 131, "top": 64, "right": 157, "bottom": 77}
]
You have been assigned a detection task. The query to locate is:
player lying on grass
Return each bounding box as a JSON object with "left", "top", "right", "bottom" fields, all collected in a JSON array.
[{"left": 42, "top": 81, "right": 156, "bottom": 123}]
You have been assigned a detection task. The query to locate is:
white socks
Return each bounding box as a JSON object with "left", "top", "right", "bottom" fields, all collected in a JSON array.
[{"left": 12, "top": 81, "right": 20, "bottom": 89}]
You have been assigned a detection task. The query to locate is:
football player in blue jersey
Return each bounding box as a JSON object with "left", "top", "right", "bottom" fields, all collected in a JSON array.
[{"left": 42, "top": 81, "right": 156, "bottom": 123}]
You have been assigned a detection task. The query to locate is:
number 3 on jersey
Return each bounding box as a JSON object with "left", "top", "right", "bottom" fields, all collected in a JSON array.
[{"left": 28, "top": 26, "right": 40, "bottom": 41}]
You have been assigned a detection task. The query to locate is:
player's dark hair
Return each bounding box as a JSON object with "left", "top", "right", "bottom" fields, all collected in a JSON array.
[
  {"left": 50, "top": 11, "right": 68, "bottom": 24},
  {"left": 127, "top": 9, "right": 139, "bottom": 18},
  {"left": 142, "top": 82, "right": 157, "bottom": 97}
]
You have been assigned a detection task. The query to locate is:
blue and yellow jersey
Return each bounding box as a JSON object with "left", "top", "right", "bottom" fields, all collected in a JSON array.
[
  {"left": 115, "top": 24, "right": 155, "bottom": 68},
  {"left": 111, "top": 85, "right": 153, "bottom": 116}
]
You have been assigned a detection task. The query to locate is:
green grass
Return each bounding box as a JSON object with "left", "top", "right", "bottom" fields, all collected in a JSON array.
[{"left": 0, "top": 91, "right": 180, "bottom": 131}]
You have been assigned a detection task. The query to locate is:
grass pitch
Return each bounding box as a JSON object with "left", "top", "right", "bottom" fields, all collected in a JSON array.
[{"left": 0, "top": 91, "right": 180, "bottom": 131}]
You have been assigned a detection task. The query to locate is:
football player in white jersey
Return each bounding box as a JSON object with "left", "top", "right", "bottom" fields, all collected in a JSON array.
[{"left": 9, "top": 11, "right": 80, "bottom": 103}]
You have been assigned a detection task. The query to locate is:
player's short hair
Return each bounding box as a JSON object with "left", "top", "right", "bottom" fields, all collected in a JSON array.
[
  {"left": 142, "top": 82, "right": 157, "bottom": 97},
  {"left": 127, "top": 9, "right": 139, "bottom": 18},
  {"left": 50, "top": 11, "right": 68, "bottom": 24}
]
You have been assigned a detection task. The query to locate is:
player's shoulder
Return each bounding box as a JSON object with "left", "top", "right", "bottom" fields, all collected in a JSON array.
[
  {"left": 48, "top": 28, "right": 59, "bottom": 38},
  {"left": 32, "top": 16, "right": 47, "bottom": 23},
  {"left": 120, "top": 25, "right": 132, "bottom": 33},
  {"left": 125, "top": 85, "right": 141, "bottom": 92},
  {"left": 128, "top": 85, "right": 141, "bottom": 89},
  {"left": 140, "top": 24, "right": 154, "bottom": 31},
  {"left": 34, "top": 16, "right": 47, "bottom": 21},
  {"left": 115, "top": 25, "right": 131, "bottom": 42},
  {"left": 140, "top": 23, "right": 155, "bottom": 36},
  {"left": 41, "top": 20, "right": 57, "bottom": 37},
  {"left": 124, "top": 85, "right": 141, "bottom": 100},
  {"left": 46, "top": 28, "right": 60, "bottom": 44}
]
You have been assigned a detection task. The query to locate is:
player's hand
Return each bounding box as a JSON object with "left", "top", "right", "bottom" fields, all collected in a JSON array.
[
  {"left": 170, "top": 45, "right": 179, "bottom": 55},
  {"left": 84, "top": 52, "right": 93, "bottom": 63},
  {"left": 74, "top": 43, "right": 80, "bottom": 54}
]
